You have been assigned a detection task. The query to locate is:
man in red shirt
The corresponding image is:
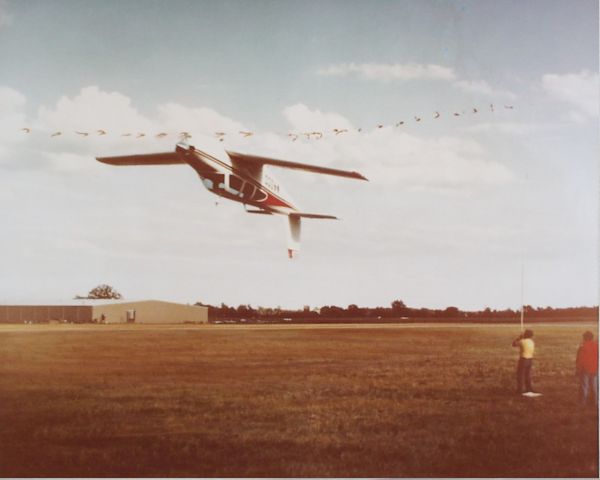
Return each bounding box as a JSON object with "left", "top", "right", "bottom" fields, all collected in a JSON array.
[{"left": 576, "top": 331, "right": 598, "bottom": 407}]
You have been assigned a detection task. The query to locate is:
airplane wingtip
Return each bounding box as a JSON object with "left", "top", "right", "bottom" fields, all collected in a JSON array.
[{"left": 350, "top": 171, "right": 368, "bottom": 181}]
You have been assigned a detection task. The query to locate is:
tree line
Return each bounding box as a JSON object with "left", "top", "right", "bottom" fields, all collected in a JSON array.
[{"left": 195, "top": 299, "right": 598, "bottom": 323}]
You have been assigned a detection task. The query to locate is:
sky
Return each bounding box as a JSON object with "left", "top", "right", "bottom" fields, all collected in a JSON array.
[{"left": 0, "top": 0, "right": 598, "bottom": 310}]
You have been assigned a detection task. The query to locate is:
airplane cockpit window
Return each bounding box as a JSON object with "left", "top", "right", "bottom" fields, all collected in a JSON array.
[
  {"left": 201, "top": 173, "right": 224, "bottom": 190},
  {"left": 206, "top": 173, "right": 225, "bottom": 185},
  {"left": 229, "top": 175, "right": 243, "bottom": 193},
  {"left": 251, "top": 188, "right": 268, "bottom": 202},
  {"left": 241, "top": 182, "right": 255, "bottom": 199}
]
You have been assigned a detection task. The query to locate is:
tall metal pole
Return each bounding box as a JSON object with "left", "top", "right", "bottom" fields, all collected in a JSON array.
[
  {"left": 519, "top": 173, "right": 528, "bottom": 333},
  {"left": 520, "top": 259, "right": 525, "bottom": 332}
]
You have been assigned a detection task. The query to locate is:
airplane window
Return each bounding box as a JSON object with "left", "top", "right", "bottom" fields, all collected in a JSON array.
[
  {"left": 241, "top": 182, "right": 255, "bottom": 198},
  {"left": 252, "top": 189, "right": 268, "bottom": 202},
  {"left": 214, "top": 174, "right": 225, "bottom": 185},
  {"left": 229, "top": 175, "right": 243, "bottom": 192},
  {"left": 205, "top": 173, "right": 225, "bottom": 188}
]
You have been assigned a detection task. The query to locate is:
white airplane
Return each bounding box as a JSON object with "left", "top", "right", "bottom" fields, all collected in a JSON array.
[{"left": 96, "top": 141, "right": 367, "bottom": 257}]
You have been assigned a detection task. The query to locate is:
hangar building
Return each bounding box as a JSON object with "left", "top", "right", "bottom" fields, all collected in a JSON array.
[{"left": 0, "top": 300, "right": 208, "bottom": 324}]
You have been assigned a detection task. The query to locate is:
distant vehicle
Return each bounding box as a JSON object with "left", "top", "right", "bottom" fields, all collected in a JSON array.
[{"left": 97, "top": 141, "right": 367, "bottom": 257}]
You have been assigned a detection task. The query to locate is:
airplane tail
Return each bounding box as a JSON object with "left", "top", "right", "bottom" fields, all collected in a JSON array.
[
  {"left": 286, "top": 215, "right": 301, "bottom": 259},
  {"left": 286, "top": 212, "right": 338, "bottom": 258}
]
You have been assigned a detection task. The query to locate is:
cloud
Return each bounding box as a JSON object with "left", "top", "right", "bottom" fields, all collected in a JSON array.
[
  {"left": 35, "top": 86, "right": 248, "bottom": 146},
  {"left": 542, "top": 70, "right": 599, "bottom": 119},
  {"left": 453, "top": 79, "right": 516, "bottom": 99},
  {"left": 282, "top": 103, "right": 354, "bottom": 132},
  {"left": 0, "top": 0, "right": 13, "bottom": 28},
  {"left": 0, "top": 86, "right": 27, "bottom": 157},
  {"left": 317, "top": 63, "right": 516, "bottom": 102},
  {"left": 0, "top": 88, "right": 514, "bottom": 193},
  {"left": 0, "top": 85, "right": 24, "bottom": 109},
  {"left": 339, "top": 129, "right": 513, "bottom": 189},
  {"left": 44, "top": 151, "right": 101, "bottom": 174},
  {"left": 465, "top": 122, "right": 549, "bottom": 136},
  {"left": 157, "top": 102, "right": 247, "bottom": 135},
  {"left": 0, "top": 85, "right": 253, "bottom": 172},
  {"left": 36, "top": 86, "right": 153, "bottom": 134},
  {"left": 1, "top": 86, "right": 158, "bottom": 172},
  {"left": 262, "top": 105, "right": 513, "bottom": 190},
  {"left": 317, "top": 62, "right": 456, "bottom": 82}
]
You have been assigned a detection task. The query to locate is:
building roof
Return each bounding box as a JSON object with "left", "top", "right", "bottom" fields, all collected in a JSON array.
[{"left": 0, "top": 299, "right": 196, "bottom": 307}]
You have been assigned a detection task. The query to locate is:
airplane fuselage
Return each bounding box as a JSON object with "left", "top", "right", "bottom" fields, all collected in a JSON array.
[{"left": 175, "top": 143, "right": 296, "bottom": 215}]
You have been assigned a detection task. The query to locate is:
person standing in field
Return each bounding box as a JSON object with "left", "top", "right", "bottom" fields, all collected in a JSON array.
[
  {"left": 512, "top": 329, "right": 535, "bottom": 394},
  {"left": 576, "top": 331, "right": 598, "bottom": 407}
]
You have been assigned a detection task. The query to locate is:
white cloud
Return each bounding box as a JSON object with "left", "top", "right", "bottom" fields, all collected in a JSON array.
[
  {"left": 453, "top": 79, "right": 517, "bottom": 99},
  {"left": 282, "top": 103, "right": 354, "bottom": 132},
  {"left": 465, "top": 122, "right": 549, "bottom": 136},
  {"left": 257, "top": 105, "right": 513, "bottom": 190},
  {"left": 157, "top": 102, "right": 247, "bottom": 135},
  {"left": 3, "top": 86, "right": 159, "bottom": 172},
  {"left": 36, "top": 86, "right": 154, "bottom": 134},
  {"left": 0, "top": 85, "right": 24, "bottom": 109},
  {"left": 44, "top": 151, "right": 100, "bottom": 174},
  {"left": 542, "top": 70, "right": 599, "bottom": 119},
  {"left": 317, "top": 62, "right": 456, "bottom": 81},
  {"left": 0, "top": 0, "right": 13, "bottom": 28},
  {"left": 339, "top": 129, "right": 513, "bottom": 188},
  {"left": 566, "top": 110, "right": 588, "bottom": 124},
  {"left": 1, "top": 87, "right": 514, "bottom": 193},
  {"left": 0, "top": 86, "right": 253, "bottom": 172},
  {"left": 0, "top": 86, "right": 27, "bottom": 157},
  {"left": 317, "top": 63, "right": 517, "bottom": 102}
]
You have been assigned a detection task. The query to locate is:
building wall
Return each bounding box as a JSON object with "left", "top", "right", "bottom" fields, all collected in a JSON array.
[
  {"left": 91, "top": 301, "right": 208, "bottom": 324},
  {"left": 0, "top": 305, "right": 92, "bottom": 323}
]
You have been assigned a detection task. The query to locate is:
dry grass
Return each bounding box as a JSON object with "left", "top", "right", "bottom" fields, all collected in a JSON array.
[{"left": 0, "top": 323, "right": 597, "bottom": 477}]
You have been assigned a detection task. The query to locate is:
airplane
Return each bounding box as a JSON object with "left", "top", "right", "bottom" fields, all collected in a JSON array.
[{"left": 96, "top": 141, "right": 367, "bottom": 258}]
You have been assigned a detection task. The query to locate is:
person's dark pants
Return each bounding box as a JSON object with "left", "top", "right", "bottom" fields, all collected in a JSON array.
[{"left": 517, "top": 357, "right": 533, "bottom": 393}]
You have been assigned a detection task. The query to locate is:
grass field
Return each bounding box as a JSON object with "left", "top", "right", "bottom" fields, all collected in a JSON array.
[{"left": 0, "top": 322, "right": 597, "bottom": 477}]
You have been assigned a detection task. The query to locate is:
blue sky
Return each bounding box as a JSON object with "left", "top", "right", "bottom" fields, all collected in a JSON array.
[{"left": 0, "top": 0, "right": 598, "bottom": 310}]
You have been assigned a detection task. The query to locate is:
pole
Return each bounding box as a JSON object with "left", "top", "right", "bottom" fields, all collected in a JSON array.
[
  {"left": 520, "top": 259, "right": 525, "bottom": 332},
  {"left": 519, "top": 173, "right": 528, "bottom": 333}
]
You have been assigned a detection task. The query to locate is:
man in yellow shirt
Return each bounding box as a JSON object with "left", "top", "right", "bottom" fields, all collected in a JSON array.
[{"left": 512, "top": 329, "right": 535, "bottom": 394}]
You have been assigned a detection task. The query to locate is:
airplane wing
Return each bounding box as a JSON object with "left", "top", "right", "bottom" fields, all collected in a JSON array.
[
  {"left": 226, "top": 151, "right": 368, "bottom": 181},
  {"left": 290, "top": 212, "right": 338, "bottom": 220},
  {"left": 96, "top": 152, "right": 185, "bottom": 166}
]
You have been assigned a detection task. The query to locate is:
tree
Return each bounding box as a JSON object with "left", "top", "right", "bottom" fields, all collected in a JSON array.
[
  {"left": 391, "top": 300, "right": 406, "bottom": 311},
  {"left": 320, "top": 305, "right": 345, "bottom": 317},
  {"left": 391, "top": 299, "right": 408, "bottom": 316},
  {"left": 236, "top": 304, "right": 255, "bottom": 318},
  {"left": 76, "top": 284, "right": 123, "bottom": 300}
]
